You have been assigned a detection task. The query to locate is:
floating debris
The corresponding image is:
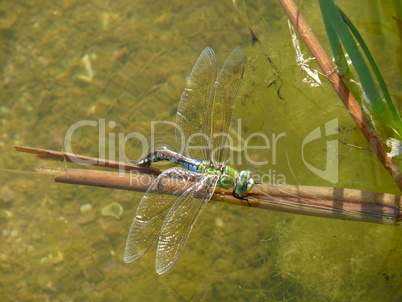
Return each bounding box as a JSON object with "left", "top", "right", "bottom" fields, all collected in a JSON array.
[
  {"left": 101, "top": 202, "right": 123, "bottom": 220},
  {"left": 101, "top": 12, "right": 120, "bottom": 30},
  {"left": 387, "top": 137, "right": 402, "bottom": 158},
  {"left": 77, "top": 53, "right": 96, "bottom": 82},
  {"left": 288, "top": 19, "right": 322, "bottom": 87}
]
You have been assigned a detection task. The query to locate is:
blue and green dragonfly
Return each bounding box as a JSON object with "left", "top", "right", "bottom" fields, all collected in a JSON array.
[{"left": 124, "top": 46, "right": 254, "bottom": 274}]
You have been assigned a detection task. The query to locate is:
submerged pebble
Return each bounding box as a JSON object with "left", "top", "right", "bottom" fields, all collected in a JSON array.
[
  {"left": 80, "top": 203, "right": 93, "bottom": 215},
  {"left": 83, "top": 267, "right": 104, "bottom": 284},
  {"left": 77, "top": 203, "right": 95, "bottom": 224},
  {"left": 0, "top": 210, "right": 12, "bottom": 223},
  {"left": 101, "top": 202, "right": 123, "bottom": 220},
  {"left": 0, "top": 186, "right": 14, "bottom": 203},
  {"left": 40, "top": 249, "right": 64, "bottom": 265}
]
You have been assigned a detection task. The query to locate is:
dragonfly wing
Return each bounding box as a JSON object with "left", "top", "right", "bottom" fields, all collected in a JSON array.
[
  {"left": 155, "top": 173, "right": 220, "bottom": 274},
  {"left": 176, "top": 47, "right": 217, "bottom": 161},
  {"left": 209, "top": 46, "right": 245, "bottom": 164},
  {"left": 124, "top": 167, "right": 200, "bottom": 263}
]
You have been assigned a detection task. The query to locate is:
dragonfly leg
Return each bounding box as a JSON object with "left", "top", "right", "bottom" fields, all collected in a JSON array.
[{"left": 233, "top": 191, "right": 252, "bottom": 207}]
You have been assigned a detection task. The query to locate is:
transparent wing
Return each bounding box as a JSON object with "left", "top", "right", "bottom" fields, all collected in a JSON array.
[
  {"left": 175, "top": 47, "right": 245, "bottom": 164},
  {"left": 155, "top": 173, "right": 219, "bottom": 274},
  {"left": 176, "top": 47, "right": 217, "bottom": 161},
  {"left": 209, "top": 46, "right": 245, "bottom": 164},
  {"left": 124, "top": 167, "right": 203, "bottom": 263}
]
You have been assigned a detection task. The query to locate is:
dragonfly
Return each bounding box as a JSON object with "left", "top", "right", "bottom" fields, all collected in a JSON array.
[{"left": 124, "top": 46, "right": 254, "bottom": 274}]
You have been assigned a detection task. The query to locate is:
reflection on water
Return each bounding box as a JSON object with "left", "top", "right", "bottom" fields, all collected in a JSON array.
[{"left": 0, "top": 0, "right": 401, "bottom": 301}]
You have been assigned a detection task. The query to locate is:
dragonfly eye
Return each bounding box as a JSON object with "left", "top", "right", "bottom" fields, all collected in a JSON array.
[{"left": 234, "top": 170, "right": 253, "bottom": 195}]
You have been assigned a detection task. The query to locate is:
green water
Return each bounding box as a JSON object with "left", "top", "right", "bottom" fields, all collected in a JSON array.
[{"left": 0, "top": 0, "right": 401, "bottom": 301}]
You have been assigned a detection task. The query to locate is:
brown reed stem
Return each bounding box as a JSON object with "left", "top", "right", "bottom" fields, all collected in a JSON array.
[
  {"left": 16, "top": 143, "right": 400, "bottom": 225},
  {"left": 41, "top": 166, "right": 400, "bottom": 225}
]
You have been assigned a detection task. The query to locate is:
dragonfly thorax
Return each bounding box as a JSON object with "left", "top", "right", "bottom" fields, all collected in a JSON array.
[{"left": 197, "top": 162, "right": 253, "bottom": 196}]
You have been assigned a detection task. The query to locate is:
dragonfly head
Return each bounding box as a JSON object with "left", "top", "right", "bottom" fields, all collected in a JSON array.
[{"left": 234, "top": 170, "right": 254, "bottom": 196}]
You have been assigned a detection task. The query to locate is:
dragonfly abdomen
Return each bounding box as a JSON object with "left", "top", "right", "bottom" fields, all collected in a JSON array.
[{"left": 132, "top": 149, "right": 202, "bottom": 172}]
